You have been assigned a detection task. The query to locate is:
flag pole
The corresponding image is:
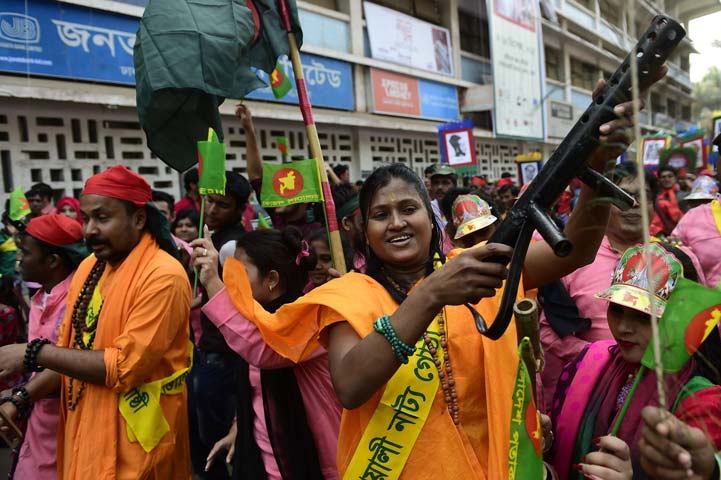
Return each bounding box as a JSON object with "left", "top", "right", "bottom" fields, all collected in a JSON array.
[
  {"left": 277, "top": 0, "right": 347, "bottom": 275},
  {"left": 193, "top": 196, "right": 206, "bottom": 298}
]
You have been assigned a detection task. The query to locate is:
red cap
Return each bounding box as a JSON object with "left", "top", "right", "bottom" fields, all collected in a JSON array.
[
  {"left": 26, "top": 214, "right": 83, "bottom": 246},
  {"left": 82, "top": 165, "right": 151, "bottom": 206},
  {"left": 496, "top": 177, "right": 513, "bottom": 188}
]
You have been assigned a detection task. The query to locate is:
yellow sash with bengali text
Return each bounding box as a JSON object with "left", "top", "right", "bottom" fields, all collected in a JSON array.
[
  {"left": 344, "top": 313, "right": 444, "bottom": 480},
  {"left": 711, "top": 199, "right": 721, "bottom": 237},
  {"left": 118, "top": 344, "right": 193, "bottom": 452}
]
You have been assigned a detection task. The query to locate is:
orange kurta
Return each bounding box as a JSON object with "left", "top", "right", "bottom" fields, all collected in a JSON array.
[
  {"left": 56, "top": 232, "right": 191, "bottom": 480},
  {"left": 224, "top": 257, "right": 521, "bottom": 479}
]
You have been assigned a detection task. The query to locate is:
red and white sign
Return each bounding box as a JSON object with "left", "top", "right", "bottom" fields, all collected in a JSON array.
[{"left": 369, "top": 68, "right": 421, "bottom": 117}]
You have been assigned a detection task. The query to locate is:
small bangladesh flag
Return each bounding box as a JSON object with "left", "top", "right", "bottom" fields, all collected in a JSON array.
[
  {"left": 276, "top": 136, "right": 289, "bottom": 156},
  {"left": 270, "top": 59, "right": 292, "bottom": 99},
  {"left": 642, "top": 277, "right": 721, "bottom": 373},
  {"left": 509, "top": 337, "right": 544, "bottom": 480},
  {"left": 9, "top": 186, "right": 31, "bottom": 221},
  {"left": 261, "top": 159, "right": 323, "bottom": 208},
  {"left": 197, "top": 128, "right": 226, "bottom": 196}
]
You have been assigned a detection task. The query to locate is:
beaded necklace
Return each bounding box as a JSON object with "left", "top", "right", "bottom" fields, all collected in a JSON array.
[
  {"left": 381, "top": 270, "right": 460, "bottom": 425},
  {"left": 67, "top": 259, "right": 106, "bottom": 411}
]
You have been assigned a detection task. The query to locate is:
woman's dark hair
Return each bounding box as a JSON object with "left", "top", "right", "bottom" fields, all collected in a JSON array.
[
  {"left": 172, "top": 208, "right": 200, "bottom": 232},
  {"left": 307, "top": 227, "right": 356, "bottom": 273},
  {"left": 660, "top": 242, "right": 721, "bottom": 385},
  {"left": 359, "top": 163, "right": 444, "bottom": 303},
  {"left": 236, "top": 226, "right": 317, "bottom": 299}
]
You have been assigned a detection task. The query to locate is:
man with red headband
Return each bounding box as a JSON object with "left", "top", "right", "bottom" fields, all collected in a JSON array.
[
  {"left": 12, "top": 214, "right": 88, "bottom": 479},
  {"left": 0, "top": 165, "right": 192, "bottom": 479}
]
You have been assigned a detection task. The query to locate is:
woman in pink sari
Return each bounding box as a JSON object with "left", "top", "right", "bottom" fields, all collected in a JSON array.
[{"left": 550, "top": 243, "right": 721, "bottom": 479}]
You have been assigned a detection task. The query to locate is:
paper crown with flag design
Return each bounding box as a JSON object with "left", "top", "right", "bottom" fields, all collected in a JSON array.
[
  {"left": 595, "top": 244, "right": 683, "bottom": 317},
  {"left": 451, "top": 194, "right": 497, "bottom": 239},
  {"left": 685, "top": 175, "right": 719, "bottom": 201}
]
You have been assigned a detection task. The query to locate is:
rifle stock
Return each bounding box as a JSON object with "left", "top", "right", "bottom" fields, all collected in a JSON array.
[{"left": 470, "top": 15, "right": 686, "bottom": 339}]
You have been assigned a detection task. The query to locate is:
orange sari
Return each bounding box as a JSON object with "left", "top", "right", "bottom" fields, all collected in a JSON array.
[
  {"left": 224, "top": 257, "right": 521, "bottom": 479},
  {"left": 56, "top": 233, "right": 191, "bottom": 479}
]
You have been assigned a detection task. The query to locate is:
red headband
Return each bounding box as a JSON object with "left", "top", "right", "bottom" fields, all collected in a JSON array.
[
  {"left": 26, "top": 214, "right": 83, "bottom": 246},
  {"left": 82, "top": 165, "right": 151, "bottom": 206}
]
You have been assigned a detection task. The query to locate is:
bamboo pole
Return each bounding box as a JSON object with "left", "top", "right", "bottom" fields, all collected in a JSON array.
[{"left": 277, "top": 0, "right": 347, "bottom": 274}]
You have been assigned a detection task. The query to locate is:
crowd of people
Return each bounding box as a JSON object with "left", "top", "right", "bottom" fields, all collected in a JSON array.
[{"left": 0, "top": 99, "right": 719, "bottom": 480}]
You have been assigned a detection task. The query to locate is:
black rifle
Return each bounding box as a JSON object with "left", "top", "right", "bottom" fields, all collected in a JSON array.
[{"left": 471, "top": 15, "right": 686, "bottom": 339}]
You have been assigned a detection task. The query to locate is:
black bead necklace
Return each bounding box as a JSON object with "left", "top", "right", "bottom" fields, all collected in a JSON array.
[{"left": 67, "top": 260, "right": 106, "bottom": 411}]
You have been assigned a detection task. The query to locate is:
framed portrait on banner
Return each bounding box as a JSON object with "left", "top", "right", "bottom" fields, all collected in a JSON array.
[
  {"left": 517, "top": 160, "right": 542, "bottom": 185},
  {"left": 679, "top": 130, "right": 707, "bottom": 170},
  {"left": 441, "top": 128, "right": 476, "bottom": 167},
  {"left": 638, "top": 135, "right": 671, "bottom": 168},
  {"left": 712, "top": 115, "right": 721, "bottom": 152}
]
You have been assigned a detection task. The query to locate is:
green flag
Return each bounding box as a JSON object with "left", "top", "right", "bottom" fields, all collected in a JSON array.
[
  {"left": 642, "top": 278, "right": 721, "bottom": 373},
  {"left": 509, "top": 337, "right": 544, "bottom": 480},
  {"left": 276, "top": 136, "right": 289, "bottom": 156},
  {"left": 135, "top": 0, "right": 303, "bottom": 172},
  {"left": 261, "top": 159, "right": 323, "bottom": 208},
  {"left": 270, "top": 60, "right": 293, "bottom": 99},
  {"left": 9, "top": 187, "right": 30, "bottom": 221},
  {"left": 197, "top": 128, "right": 226, "bottom": 195}
]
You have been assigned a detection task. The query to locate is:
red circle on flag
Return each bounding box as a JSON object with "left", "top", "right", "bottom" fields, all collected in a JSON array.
[
  {"left": 685, "top": 304, "right": 721, "bottom": 355},
  {"left": 272, "top": 168, "right": 304, "bottom": 198},
  {"left": 525, "top": 400, "right": 542, "bottom": 457}
]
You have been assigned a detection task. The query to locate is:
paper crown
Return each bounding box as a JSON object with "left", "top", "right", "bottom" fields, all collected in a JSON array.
[
  {"left": 685, "top": 175, "right": 719, "bottom": 201},
  {"left": 595, "top": 244, "right": 683, "bottom": 316},
  {"left": 451, "top": 194, "right": 497, "bottom": 239}
]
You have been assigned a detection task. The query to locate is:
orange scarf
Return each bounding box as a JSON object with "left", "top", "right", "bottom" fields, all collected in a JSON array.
[{"left": 224, "top": 258, "right": 521, "bottom": 478}]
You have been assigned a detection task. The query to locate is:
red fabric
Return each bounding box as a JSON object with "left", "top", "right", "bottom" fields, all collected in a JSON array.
[
  {"left": 82, "top": 165, "right": 151, "bottom": 206},
  {"left": 676, "top": 385, "right": 721, "bottom": 450},
  {"left": 496, "top": 177, "right": 513, "bottom": 188},
  {"left": 556, "top": 190, "right": 572, "bottom": 216},
  {"left": 56, "top": 197, "right": 82, "bottom": 225},
  {"left": 26, "top": 214, "right": 83, "bottom": 246},
  {"left": 651, "top": 187, "right": 684, "bottom": 236},
  {"left": 174, "top": 197, "right": 200, "bottom": 215}
]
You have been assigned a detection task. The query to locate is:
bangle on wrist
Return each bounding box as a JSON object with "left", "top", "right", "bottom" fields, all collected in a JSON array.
[
  {"left": 11, "top": 386, "right": 30, "bottom": 408},
  {"left": 374, "top": 315, "right": 416, "bottom": 364},
  {"left": 23, "top": 338, "right": 51, "bottom": 373}
]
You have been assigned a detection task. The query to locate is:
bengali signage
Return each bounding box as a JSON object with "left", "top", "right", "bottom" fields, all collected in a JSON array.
[
  {"left": 0, "top": 0, "right": 137, "bottom": 84},
  {"left": 369, "top": 68, "right": 459, "bottom": 122},
  {"left": 488, "top": 0, "right": 545, "bottom": 140},
  {"left": 0, "top": 0, "right": 354, "bottom": 110},
  {"left": 364, "top": 2, "right": 454, "bottom": 77},
  {"left": 246, "top": 53, "right": 354, "bottom": 110}
]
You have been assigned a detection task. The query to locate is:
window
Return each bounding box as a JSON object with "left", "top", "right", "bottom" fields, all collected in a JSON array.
[
  {"left": 681, "top": 104, "right": 691, "bottom": 121},
  {"left": 544, "top": 46, "right": 563, "bottom": 81},
  {"left": 302, "top": 0, "right": 337, "bottom": 9},
  {"left": 599, "top": 0, "right": 621, "bottom": 28},
  {"left": 459, "top": 0, "right": 490, "bottom": 58},
  {"left": 667, "top": 98, "right": 677, "bottom": 118},
  {"left": 570, "top": 57, "right": 597, "bottom": 91},
  {"left": 573, "top": 0, "right": 595, "bottom": 11},
  {"left": 371, "top": 0, "right": 442, "bottom": 25}
]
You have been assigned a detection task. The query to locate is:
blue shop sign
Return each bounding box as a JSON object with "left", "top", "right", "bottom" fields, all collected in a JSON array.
[
  {"left": 419, "top": 79, "right": 459, "bottom": 122},
  {"left": 247, "top": 53, "right": 354, "bottom": 111},
  {"left": 0, "top": 0, "right": 137, "bottom": 84},
  {"left": 0, "top": 0, "right": 354, "bottom": 110}
]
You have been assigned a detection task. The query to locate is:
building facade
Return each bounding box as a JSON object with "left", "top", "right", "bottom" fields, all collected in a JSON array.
[{"left": 0, "top": 0, "right": 715, "bottom": 200}]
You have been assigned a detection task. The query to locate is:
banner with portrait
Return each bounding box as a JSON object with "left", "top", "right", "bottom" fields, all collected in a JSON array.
[{"left": 638, "top": 135, "right": 671, "bottom": 169}]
